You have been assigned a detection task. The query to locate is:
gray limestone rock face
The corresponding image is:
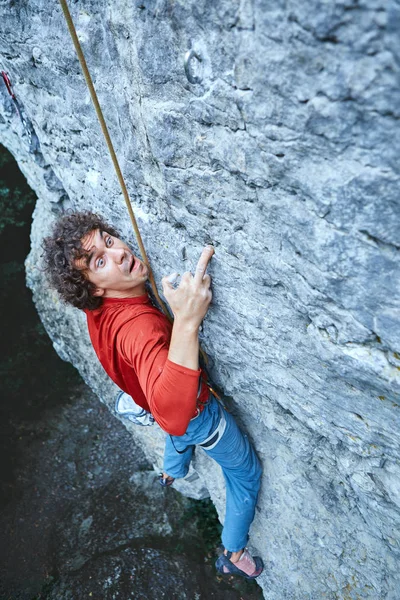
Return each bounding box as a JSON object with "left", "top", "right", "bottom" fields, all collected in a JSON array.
[{"left": 1, "top": 0, "right": 399, "bottom": 598}]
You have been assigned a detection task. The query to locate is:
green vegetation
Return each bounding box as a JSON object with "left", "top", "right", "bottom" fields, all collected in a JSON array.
[
  {"left": 182, "top": 497, "right": 223, "bottom": 554},
  {"left": 0, "top": 144, "right": 79, "bottom": 402},
  {"left": 0, "top": 147, "right": 36, "bottom": 233},
  {"left": 31, "top": 576, "right": 58, "bottom": 600},
  {"left": 0, "top": 144, "right": 80, "bottom": 508}
]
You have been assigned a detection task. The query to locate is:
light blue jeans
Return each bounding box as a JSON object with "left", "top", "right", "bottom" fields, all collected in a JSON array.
[{"left": 163, "top": 396, "right": 262, "bottom": 552}]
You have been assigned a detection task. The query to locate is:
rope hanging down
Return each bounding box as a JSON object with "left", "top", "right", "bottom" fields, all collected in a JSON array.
[{"left": 58, "top": 0, "right": 171, "bottom": 321}]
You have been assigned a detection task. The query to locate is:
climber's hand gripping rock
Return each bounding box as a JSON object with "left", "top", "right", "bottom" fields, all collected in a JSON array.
[{"left": 162, "top": 245, "right": 214, "bottom": 330}]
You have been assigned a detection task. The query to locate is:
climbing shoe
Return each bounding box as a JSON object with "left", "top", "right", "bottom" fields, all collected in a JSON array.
[
  {"left": 115, "top": 391, "right": 155, "bottom": 426},
  {"left": 158, "top": 473, "right": 175, "bottom": 487},
  {"left": 215, "top": 549, "right": 264, "bottom": 579}
]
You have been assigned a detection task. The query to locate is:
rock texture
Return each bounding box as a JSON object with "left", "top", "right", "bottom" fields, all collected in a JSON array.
[{"left": 1, "top": 0, "right": 400, "bottom": 598}]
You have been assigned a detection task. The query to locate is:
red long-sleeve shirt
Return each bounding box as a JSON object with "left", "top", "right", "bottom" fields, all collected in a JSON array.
[{"left": 84, "top": 295, "right": 209, "bottom": 435}]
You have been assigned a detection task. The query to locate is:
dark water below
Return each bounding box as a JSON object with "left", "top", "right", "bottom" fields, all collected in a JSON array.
[{"left": 0, "top": 145, "right": 262, "bottom": 599}]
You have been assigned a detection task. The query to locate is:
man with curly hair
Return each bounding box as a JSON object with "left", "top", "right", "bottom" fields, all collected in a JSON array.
[{"left": 42, "top": 211, "right": 263, "bottom": 580}]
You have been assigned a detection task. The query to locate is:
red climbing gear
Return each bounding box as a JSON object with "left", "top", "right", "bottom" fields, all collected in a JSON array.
[
  {"left": 1, "top": 71, "right": 33, "bottom": 146},
  {"left": 1, "top": 71, "right": 16, "bottom": 98}
]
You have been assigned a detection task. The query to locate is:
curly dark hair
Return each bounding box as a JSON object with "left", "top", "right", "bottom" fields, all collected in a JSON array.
[{"left": 42, "top": 211, "right": 120, "bottom": 310}]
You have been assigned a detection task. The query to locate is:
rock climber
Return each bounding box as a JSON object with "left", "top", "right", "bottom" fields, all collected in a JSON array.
[{"left": 42, "top": 211, "right": 263, "bottom": 580}]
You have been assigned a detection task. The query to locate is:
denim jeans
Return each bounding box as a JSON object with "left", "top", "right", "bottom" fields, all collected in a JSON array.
[{"left": 163, "top": 396, "right": 262, "bottom": 552}]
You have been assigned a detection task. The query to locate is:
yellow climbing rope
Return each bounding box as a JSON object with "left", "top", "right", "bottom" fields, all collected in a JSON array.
[{"left": 58, "top": 0, "right": 171, "bottom": 321}]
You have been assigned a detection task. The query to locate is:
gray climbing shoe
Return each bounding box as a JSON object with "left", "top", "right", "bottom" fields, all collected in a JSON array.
[{"left": 115, "top": 391, "right": 155, "bottom": 426}]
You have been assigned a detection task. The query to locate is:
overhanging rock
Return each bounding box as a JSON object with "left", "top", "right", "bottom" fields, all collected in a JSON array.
[{"left": 1, "top": 1, "right": 400, "bottom": 598}]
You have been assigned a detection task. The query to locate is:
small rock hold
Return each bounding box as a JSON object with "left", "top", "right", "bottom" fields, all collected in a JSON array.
[{"left": 32, "top": 46, "right": 43, "bottom": 66}]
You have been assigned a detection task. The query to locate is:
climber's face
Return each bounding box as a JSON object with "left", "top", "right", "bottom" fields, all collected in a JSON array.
[{"left": 75, "top": 229, "right": 149, "bottom": 298}]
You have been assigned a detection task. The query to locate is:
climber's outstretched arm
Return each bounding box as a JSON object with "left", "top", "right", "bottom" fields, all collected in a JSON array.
[{"left": 162, "top": 245, "right": 214, "bottom": 371}]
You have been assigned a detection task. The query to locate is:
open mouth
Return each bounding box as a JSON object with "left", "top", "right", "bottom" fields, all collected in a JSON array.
[{"left": 129, "top": 255, "right": 135, "bottom": 272}]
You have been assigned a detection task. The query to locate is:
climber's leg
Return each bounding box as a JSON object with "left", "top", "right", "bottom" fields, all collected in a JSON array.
[
  {"left": 203, "top": 406, "right": 262, "bottom": 552},
  {"left": 167, "top": 395, "right": 262, "bottom": 549},
  {"left": 162, "top": 433, "right": 195, "bottom": 480}
]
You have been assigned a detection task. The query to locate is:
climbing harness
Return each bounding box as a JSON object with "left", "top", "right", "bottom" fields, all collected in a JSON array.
[
  {"left": 169, "top": 400, "right": 227, "bottom": 455},
  {"left": 169, "top": 374, "right": 227, "bottom": 456},
  {"left": 58, "top": 0, "right": 170, "bottom": 321},
  {"left": 198, "top": 403, "right": 227, "bottom": 450}
]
